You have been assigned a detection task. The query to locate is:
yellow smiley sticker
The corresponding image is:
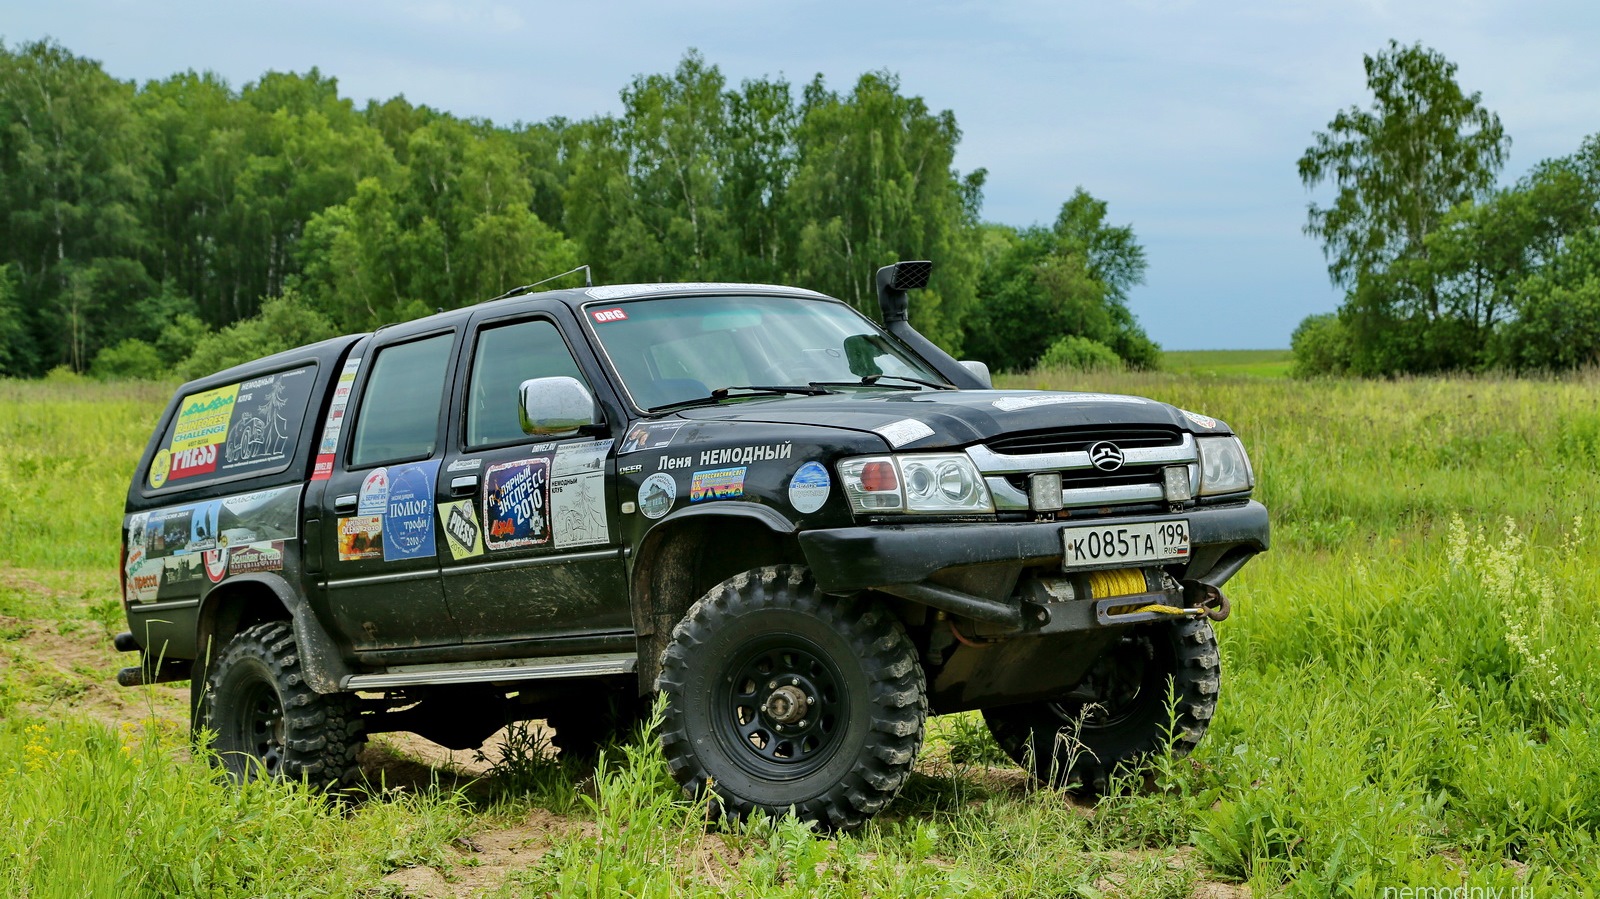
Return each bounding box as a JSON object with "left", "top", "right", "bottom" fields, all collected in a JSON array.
[{"left": 148, "top": 448, "right": 171, "bottom": 489}]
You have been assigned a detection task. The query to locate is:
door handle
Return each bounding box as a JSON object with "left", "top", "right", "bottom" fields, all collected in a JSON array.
[
  {"left": 449, "top": 475, "right": 479, "bottom": 496},
  {"left": 333, "top": 494, "right": 358, "bottom": 514}
]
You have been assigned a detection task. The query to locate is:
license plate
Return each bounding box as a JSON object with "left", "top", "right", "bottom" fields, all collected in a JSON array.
[{"left": 1062, "top": 520, "right": 1190, "bottom": 569}]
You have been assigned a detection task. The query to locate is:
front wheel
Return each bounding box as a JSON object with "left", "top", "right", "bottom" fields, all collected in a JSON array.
[
  {"left": 200, "top": 621, "right": 365, "bottom": 789},
  {"left": 657, "top": 566, "right": 927, "bottom": 831},
  {"left": 983, "top": 617, "right": 1220, "bottom": 793}
]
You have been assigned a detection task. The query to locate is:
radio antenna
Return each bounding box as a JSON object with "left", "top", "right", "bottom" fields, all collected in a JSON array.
[{"left": 487, "top": 264, "right": 592, "bottom": 302}]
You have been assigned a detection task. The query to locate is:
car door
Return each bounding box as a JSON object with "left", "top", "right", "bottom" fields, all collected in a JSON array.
[
  {"left": 435, "top": 310, "right": 631, "bottom": 646},
  {"left": 319, "top": 327, "right": 462, "bottom": 652}
]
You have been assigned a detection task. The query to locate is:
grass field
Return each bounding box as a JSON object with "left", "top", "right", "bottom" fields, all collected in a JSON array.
[
  {"left": 3, "top": 368, "right": 1598, "bottom": 897},
  {"left": 1161, "top": 350, "right": 1293, "bottom": 379}
]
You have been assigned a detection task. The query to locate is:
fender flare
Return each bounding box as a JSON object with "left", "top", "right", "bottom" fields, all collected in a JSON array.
[{"left": 197, "top": 572, "right": 353, "bottom": 694}]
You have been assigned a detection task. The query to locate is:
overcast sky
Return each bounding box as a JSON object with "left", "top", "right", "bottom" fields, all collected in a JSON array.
[{"left": 8, "top": 0, "right": 1598, "bottom": 348}]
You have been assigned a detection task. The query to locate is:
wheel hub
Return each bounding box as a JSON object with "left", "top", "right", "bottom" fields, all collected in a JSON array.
[
  {"left": 762, "top": 684, "right": 810, "bottom": 725},
  {"left": 718, "top": 639, "right": 847, "bottom": 776}
]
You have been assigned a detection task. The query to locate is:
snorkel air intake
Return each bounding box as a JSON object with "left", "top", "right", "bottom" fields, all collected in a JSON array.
[{"left": 875, "top": 261, "right": 988, "bottom": 389}]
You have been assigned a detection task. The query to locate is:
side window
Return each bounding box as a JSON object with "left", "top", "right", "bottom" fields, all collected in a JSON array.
[
  {"left": 466, "top": 319, "right": 589, "bottom": 448},
  {"left": 349, "top": 333, "right": 454, "bottom": 468},
  {"left": 146, "top": 364, "right": 319, "bottom": 491}
]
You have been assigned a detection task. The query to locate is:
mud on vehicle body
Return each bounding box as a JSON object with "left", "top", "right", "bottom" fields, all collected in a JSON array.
[{"left": 115, "top": 261, "right": 1268, "bottom": 828}]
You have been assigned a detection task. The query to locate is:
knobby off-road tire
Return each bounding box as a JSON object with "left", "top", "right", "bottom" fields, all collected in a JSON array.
[
  {"left": 201, "top": 621, "right": 365, "bottom": 790},
  {"left": 657, "top": 566, "right": 927, "bottom": 830},
  {"left": 983, "top": 617, "right": 1219, "bottom": 794}
]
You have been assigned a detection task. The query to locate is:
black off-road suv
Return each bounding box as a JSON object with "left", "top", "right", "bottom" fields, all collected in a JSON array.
[{"left": 115, "top": 262, "right": 1267, "bottom": 829}]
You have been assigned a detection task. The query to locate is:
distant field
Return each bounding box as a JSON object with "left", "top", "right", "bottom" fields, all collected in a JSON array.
[{"left": 1161, "top": 349, "right": 1292, "bottom": 378}]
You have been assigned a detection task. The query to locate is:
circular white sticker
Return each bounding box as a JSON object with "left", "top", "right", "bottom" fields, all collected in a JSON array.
[
  {"left": 788, "top": 461, "right": 831, "bottom": 514},
  {"left": 638, "top": 472, "right": 677, "bottom": 520}
]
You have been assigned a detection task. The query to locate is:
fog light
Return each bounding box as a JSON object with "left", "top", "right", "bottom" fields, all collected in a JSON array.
[
  {"left": 1028, "top": 472, "right": 1064, "bottom": 511},
  {"left": 1162, "top": 465, "right": 1193, "bottom": 502}
]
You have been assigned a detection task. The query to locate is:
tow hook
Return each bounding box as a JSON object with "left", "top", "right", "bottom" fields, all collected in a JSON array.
[{"left": 1184, "top": 581, "right": 1232, "bottom": 622}]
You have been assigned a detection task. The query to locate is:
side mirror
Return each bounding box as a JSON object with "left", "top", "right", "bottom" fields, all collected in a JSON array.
[
  {"left": 519, "top": 376, "right": 600, "bottom": 437},
  {"left": 958, "top": 360, "right": 992, "bottom": 388}
]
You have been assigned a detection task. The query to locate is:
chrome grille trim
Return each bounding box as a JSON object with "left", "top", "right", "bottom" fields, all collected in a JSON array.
[
  {"left": 985, "top": 477, "right": 1170, "bottom": 511},
  {"left": 967, "top": 433, "right": 1196, "bottom": 475}
]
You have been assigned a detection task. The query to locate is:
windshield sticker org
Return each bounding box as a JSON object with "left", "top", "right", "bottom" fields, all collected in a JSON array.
[
  {"left": 552, "top": 471, "right": 609, "bottom": 549},
  {"left": 484, "top": 457, "right": 552, "bottom": 550},
  {"left": 990, "top": 393, "right": 1149, "bottom": 413},
  {"left": 620, "top": 421, "right": 686, "bottom": 454},
  {"left": 438, "top": 500, "right": 485, "bottom": 560},
  {"left": 788, "top": 461, "right": 831, "bottom": 514},
  {"left": 313, "top": 357, "right": 361, "bottom": 481},
  {"left": 690, "top": 467, "right": 746, "bottom": 503},
  {"left": 873, "top": 419, "right": 935, "bottom": 448},
  {"left": 638, "top": 472, "right": 676, "bottom": 519},
  {"left": 383, "top": 460, "right": 440, "bottom": 561}
]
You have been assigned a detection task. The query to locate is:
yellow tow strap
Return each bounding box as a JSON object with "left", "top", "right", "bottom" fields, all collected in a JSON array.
[{"left": 1130, "top": 604, "right": 1190, "bottom": 616}]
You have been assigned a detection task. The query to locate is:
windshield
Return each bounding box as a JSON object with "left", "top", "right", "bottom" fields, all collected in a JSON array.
[{"left": 586, "top": 294, "right": 950, "bottom": 410}]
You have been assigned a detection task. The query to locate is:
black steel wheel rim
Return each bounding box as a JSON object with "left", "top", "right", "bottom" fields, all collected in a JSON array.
[
  {"left": 231, "top": 677, "right": 285, "bottom": 776},
  {"left": 1049, "top": 632, "right": 1159, "bottom": 730},
  {"left": 713, "top": 634, "right": 849, "bottom": 779}
]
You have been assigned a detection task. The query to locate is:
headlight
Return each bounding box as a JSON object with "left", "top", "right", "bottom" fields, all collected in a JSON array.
[
  {"left": 838, "top": 453, "right": 995, "bottom": 514},
  {"left": 1197, "top": 436, "right": 1254, "bottom": 496}
]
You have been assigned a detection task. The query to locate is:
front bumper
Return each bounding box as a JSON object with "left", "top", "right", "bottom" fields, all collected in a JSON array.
[{"left": 798, "top": 499, "right": 1269, "bottom": 595}]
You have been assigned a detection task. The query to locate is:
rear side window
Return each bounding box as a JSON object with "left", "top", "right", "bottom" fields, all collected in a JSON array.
[
  {"left": 349, "top": 333, "right": 454, "bottom": 468},
  {"left": 466, "top": 319, "right": 589, "bottom": 448},
  {"left": 146, "top": 365, "right": 319, "bottom": 491}
]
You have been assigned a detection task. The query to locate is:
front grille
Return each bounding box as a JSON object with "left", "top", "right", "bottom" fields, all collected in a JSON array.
[
  {"left": 967, "top": 428, "right": 1197, "bottom": 513},
  {"left": 985, "top": 426, "right": 1183, "bottom": 456}
]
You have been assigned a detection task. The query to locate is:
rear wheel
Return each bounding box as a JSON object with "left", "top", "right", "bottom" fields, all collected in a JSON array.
[
  {"left": 983, "top": 617, "right": 1219, "bottom": 793},
  {"left": 201, "top": 621, "right": 365, "bottom": 789},
  {"left": 657, "top": 566, "right": 926, "bottom": 830}
]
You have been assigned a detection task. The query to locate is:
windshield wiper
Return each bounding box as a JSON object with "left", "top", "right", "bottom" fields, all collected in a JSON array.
[
  {"left": 828, "top": 374, "right": 955, "bottom": 390},
  {"left": 646, "top": 384, "right": 834, "bottom": 413}
]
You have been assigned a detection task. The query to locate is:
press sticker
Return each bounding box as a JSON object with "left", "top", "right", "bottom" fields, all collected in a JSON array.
[
  {"left": 1181, "top": 409, "right": 1218, "bottom": 429},
  {"left": 788, "top": 461, "right": 831, "bottom": 514},
  {"left": 438, "top": 500, "right": 485, "bottom": 560}
]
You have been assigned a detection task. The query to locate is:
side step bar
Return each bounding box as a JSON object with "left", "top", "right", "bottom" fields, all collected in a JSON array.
[{"left": 343, "top": 652, "right": 637, "bottom": 690}]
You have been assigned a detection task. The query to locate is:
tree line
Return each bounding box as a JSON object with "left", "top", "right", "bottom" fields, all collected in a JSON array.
[
  {"left": 0, "top": 40, "right": 1157, "bottom": 381},
  {"left": 1295, "top": 40, "right": 1600, "bottom": 376}
]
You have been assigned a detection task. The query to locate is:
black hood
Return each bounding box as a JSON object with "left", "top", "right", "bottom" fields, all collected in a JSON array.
[{"left": 674, "top": 389, "right": 1228, "bottom": 449}]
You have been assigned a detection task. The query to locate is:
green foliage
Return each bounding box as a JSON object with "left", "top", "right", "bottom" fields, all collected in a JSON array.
[
  {"left": 1288, "top": 312, "right": 1350, "bottom": 376},
  {"left": 177, "top": 291, "right": 337, "bottom": 380},
  {"left": 1303, "top": 42, "right": 1600, "bottom": 375},
  {"left": 963, "top": 190, "right": 1158, "bottom": 371},
  {"left": 0, "top": 41, "right": 1156, "bottom": 380},
  {"left": 90, "top": 339, "right": 166, "bottom": 380},
  {"left": 1038, "top": 334, "right": 1124, "bottom": 372}
]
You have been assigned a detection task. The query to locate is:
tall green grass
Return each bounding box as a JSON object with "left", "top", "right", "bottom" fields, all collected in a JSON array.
[{"left": 5, "top": 372, "right": 1600, "bottom": 894}]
